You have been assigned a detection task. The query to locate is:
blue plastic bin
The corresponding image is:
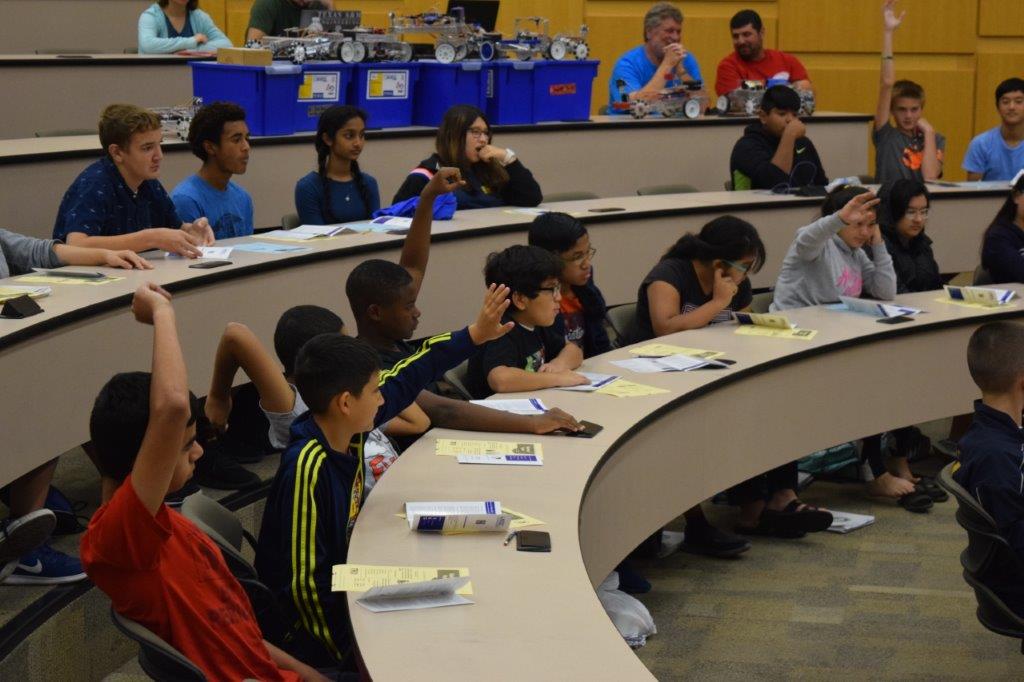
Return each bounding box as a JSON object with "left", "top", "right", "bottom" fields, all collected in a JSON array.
[
  {"left": 348, "top": 62, "right": 420, "bottom": 128},
  {"left": 190, "top": 61, "right": 302, "bottom": 136},
  {"left": 295, "top": 62, "right": 354, "bottom": 132},
  {"left": 485, "top": 59, "right": 599, "bottom": 124},
  {"left": 413, "top": 61, "right": 487, "bottom": 126}
]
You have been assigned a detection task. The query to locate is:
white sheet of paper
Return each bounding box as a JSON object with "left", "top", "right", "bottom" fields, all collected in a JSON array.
[
  {"left": 456, "top": 454, "right": 543, "bottom": 466},
  {"left": 469, "top": 398, "right": 548, "bottom": 415},
  {"left": 294, "top": 223, "right": 345, "bottom": 236},
  {"left": 826, "top": 510, "right": 875, "bottom": 534},
  {"left": 611, "top": 354, "right": 710, "bottom": 373},
  {"left": 198, "top": 246, "right": 233, "bottom": 259},
  {"left": 555, "top": 371, "right": 620, "bottom": 392},
  {"left": 370, "top": 216, "right": 414, "bottom": 227},
  {"left": 261, "top": 229, "right": 319, "bottom": 241},
  {"left": 355, "top": 576, "right": 473, "bottom": 613}
]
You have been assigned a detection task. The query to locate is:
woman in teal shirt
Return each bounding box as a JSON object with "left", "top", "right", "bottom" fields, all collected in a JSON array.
[{"left": 139, "top": 1, "right": 233, "bottom": 54}]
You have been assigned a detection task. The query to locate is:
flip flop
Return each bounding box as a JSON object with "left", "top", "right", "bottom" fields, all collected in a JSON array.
[
  {"left": 915, "top": 476, "right": 948, "bottom": 502},
  {"left": 898, "top": 490, "right": 933, "bottom": 513},
  {"left": 763, "top": 500, "right": 834, "bottom": 534}
]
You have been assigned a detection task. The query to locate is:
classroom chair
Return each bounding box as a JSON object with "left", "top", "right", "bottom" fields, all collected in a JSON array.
[
  {"left": 443, "top": 360, "right": 473, "bottom": 401},
  {"left": 109, "top": 606, "right": 207, "bottom": 681},
  {"left": 724, "top": 180, "right": 734, "bottom": 191},
  {"left": 181, "top": 494, "right": 289, "bottom": 645},
  {"left": 750, "top": 290, "right": 774, "bottom": 313},
  {"left": 973, "top": 266, "right": 994, "bottom": 286},
  {"left": 605, "top": 303, "right": 637, "bottom": 348},
  {"left": 543, "top": 191, "right": 600, "bottom": 202},
  {"left": 938, "top": 463, "right": 1024, "bottom": 653},
  {"left": 281, "top": 213, "right": 300, "bottom": 230},
  {"left": 636, "top": 184, "right": 698, "bottom": 196}
]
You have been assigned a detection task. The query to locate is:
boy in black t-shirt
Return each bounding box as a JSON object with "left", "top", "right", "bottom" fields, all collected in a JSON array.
[{"left": 466, "top": 245, "right": 588, "bottom": 400}]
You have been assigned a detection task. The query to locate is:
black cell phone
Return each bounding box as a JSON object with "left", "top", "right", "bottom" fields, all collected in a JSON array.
[
  {"left": 588, "top": 207, "right": 626, "bottom": 213},
  {"left": 560, "top": 420, "right": 603, "bottom": 438},
  {"left": 877, "top": 315, "right": 914, "bottom": 325},
  {"left": 515, "top": 530, "right": 551, "bottom": 552},
  {"left": 189, "top": 260, "right": 233, "bottom": 269}
]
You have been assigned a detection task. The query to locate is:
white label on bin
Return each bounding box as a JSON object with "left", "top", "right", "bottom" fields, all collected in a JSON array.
[
  {"left": 298, "top": 72, "right": 340, "bottom": 102},
  {"left": 366, "top": 70, "right": 409, "bottom": 99}
]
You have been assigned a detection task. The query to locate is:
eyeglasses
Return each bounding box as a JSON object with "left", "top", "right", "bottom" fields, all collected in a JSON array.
[
  {"left": 722, "top": 259, "right": 751, "bottom": 274},
  {"left": 905, "top": 208, "right": 930, "bottom": 218},
  {"left": 536, "top": 286, "right": 561, "bottom": 299},
  {"left": 562, "top": 246, "right": 597, "bottom": 264},
  {"left": 467, "top": 127, "right": 491, "bottom": 139}
]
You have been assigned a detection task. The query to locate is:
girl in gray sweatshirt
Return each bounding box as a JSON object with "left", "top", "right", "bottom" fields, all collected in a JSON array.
[
  {"left": 0, "top": 229, "right": 151, "bottom": 279},
  {"left": 772, "top": 187, "right": 897, "bottom": 310}
]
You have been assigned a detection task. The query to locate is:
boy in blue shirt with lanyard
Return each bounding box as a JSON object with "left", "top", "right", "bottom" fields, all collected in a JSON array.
[
  {"left": 172, "top": 102, "right": 255, "bottom": 239},
  {"left": 53, "top": 104, "right": 215, "bottom": 257},
  {"left": 609, "top": 3, "right": 705, "bottom": 111},
  {"left": 254, "top": 285, "right": 515, "bottom": 668}
]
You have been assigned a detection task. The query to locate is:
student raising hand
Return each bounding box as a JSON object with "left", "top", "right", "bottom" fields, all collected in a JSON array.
[
  {"left": 423, "top": 166, "right": 466, "bottom": 197},
  {"left": 468, "top": 283, "right": 515, "bottom": 345},
  {"left": 883, "top": 0, "right": 905, "bottom": 32},
  {"left": 837, "top": 191, "right": 881, "bottom": 225},
  {"left": 130, "top": 282, "right": 173, "bottom": 325}
]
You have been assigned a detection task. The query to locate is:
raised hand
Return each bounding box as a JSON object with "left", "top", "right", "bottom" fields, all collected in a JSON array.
[
  {"left": 423, "top": 166, "right": 466, "bottom": 197},
  {"left": 467, "top": 283, "right": 514, "bottom": 345},
  {"left": 131, "top": 282, "right": 172, "bottom": 325},
  {"left": 837, "top": 191, "right": 881, "bottom": 226},
  {"left": 883, "top": 0, "right": 905, "bottom": 33}
]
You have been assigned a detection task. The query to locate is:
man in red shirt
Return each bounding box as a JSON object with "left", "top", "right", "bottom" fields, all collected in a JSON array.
[
  {"left": 80, "top": 283, "right": 328, "bottom": 682},
  {"left": 715, "top": 9, "right": 813, "bottom": 97}
]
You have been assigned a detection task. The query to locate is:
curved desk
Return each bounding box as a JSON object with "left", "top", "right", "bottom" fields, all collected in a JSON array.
[
  {"left": 0, "top": 188, "right": 1004, "bottom": 487},
  {"left": 345, "top": 286, "right": 1024, "bottom": 680},
  {"left": 0, "top": 113, "right": 870, "bottom": 235}
]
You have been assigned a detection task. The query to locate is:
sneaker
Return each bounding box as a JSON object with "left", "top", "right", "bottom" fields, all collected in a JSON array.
[
  {"left": 0, "top": 509, "right": 57, "bottom": 566},
  {"left": 681, "top": 525, "right": 752, "bottom": 558},
  {"left": 193, "top": 442, "right": 261, "bottom": 491},
  {"left": 4, "top": 544, "right": 87, "bottom": 585}
]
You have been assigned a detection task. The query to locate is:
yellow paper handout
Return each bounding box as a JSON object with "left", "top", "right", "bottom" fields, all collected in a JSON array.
[
  {"left": 628, "top": 343, "right": 725, "bottom": 359},
  {"left": 331, "top": 564, "right": 473, "bottom": 595},
  {"left": 434, "top": 439, "right": 543, "bottom": 458},
  {"left": 735, "top": 325, "right": 817, "bottom": 341},
  {"left": 933, "top": 297, "right": 1018, "bottom": 311},
  {"left": 596, "top": 379, "right": 669, "bottom": 397}
]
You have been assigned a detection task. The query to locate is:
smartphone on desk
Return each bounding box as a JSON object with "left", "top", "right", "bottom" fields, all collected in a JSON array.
[
  {"left": 516, "top": 530, "right": 551, "bottom": 552},
  {"left": 189, "top": 260, "right": 232, "bottom": 269},
  {"left": 559, "top": 420, "right": 604, "bottom": 438}
]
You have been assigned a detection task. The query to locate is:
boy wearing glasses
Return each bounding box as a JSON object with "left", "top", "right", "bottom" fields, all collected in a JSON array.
[
  {"left": 528, "top": 212, "right": 610, "bottom": 357},
  {"left": 465, "top": 245, "right": 588, "bottom": 399}
]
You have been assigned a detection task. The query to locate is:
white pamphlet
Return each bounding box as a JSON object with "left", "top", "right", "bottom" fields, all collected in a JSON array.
[
  {"left": 405, "top": 501, "right": 511, "bottom": 532},
  {"left": 456, "top": 453, "right": 543, "bottom": 466},
  {"left": 838, "top": 296, "right": 920, "bottom": 318},
  {"left": 611, "top": 354, "right": 716, "bottom": 373},
  {"left": 355, "top": 576, "right": 473, "bottom": 613},
  {"left": 826, "top": 510, "right": 875, "bottom": 534},
  {"left": 555, "top": 371, "right": 620, "bottom": 392},
  {"left": 944, "top": 285, "right": 1015, "bottom": 306},
  {"left": 469, "top": 398, "right": 548, "bottom": 415}
]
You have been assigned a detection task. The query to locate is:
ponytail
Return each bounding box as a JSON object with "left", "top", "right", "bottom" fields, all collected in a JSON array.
[{"left": 663, "top": 215, "right": 766, "bottom": 273}]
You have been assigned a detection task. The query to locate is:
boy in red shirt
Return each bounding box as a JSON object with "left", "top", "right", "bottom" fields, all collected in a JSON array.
[
  {"left": 80, "top": 283, "right": 327, "bottom": 682},
  {"left": 715, "top": 9, "right": 812, "bottom": 96}
]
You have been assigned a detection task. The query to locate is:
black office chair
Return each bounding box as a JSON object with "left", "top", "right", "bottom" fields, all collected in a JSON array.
[
  {"left": 181, "top": 494, "right": 289, "bottom": 645},
  {"left": 973, "top": 265, "right": 994, "bottom": 286},
  {"left": 605, "top": 303, "right": 637, "bottom": 348},
  {"left": 109, "top": 606, "right": 207, "bottom": 681},
  {"left": 443, "top": 359, "right": 473, "bottom": 400},
  {"left": 281, "top": 213, "right": 301, "bottom": 231},
  {"left": 938, "top": 463, "right": 1024, "bottom": 652}
]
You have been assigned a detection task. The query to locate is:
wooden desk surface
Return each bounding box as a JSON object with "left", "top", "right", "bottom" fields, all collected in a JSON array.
[
  {"left": 346, "top": 286, "right": 1024, "bottom": 680},
  {"left": 0, "top": 186, "right": 1006, "bottom": 486}
]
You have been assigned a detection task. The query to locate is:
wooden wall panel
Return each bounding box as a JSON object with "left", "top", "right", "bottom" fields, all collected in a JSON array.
[
  {"left": 778, "top": 0, "right": 977, "bottom": 54},
  {"left": 974, "top": 46, "right": 1024, "bottom": 135},
  {"left": 979, "top": 0, "right": 1024, "bottom": 37}
]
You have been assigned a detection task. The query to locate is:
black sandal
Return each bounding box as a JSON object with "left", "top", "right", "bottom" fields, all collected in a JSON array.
[
  {"left": 898, "top": 490, "right": 933, "bottom": 513},
  {"left": 763, "top": 500, "right": 834, "bottom": 534},
  {"left": 915, "top": 476, "right": 948, "bottom": 502}
]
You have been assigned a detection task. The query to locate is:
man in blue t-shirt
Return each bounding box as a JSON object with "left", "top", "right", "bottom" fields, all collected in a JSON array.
[
  {"left": 608, "top": 2, "right": 705, "bottom": 111},
  {"left": 53, "top": 104, "right": 214, "bottom": 257},
  {"left": 964, "top": 77, "right": 1024, "bottom": 182},
  {"left": 172, "top": 102, "right": 254, "bottom": 239}
]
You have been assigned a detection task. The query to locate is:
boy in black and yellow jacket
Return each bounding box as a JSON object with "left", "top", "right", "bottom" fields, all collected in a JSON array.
[{"left": 254, "top": 284, "right": 514, "bottom": 668}]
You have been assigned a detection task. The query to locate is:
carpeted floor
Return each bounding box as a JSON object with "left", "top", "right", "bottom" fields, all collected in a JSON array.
[{"left": 633, "top": 462, "right": 1024, "bottom": 680}]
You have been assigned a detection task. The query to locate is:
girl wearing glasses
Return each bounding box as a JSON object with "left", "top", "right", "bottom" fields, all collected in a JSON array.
[
  {"left": 879, "top": 179, "right": 941, "bottom": 293},
  {"left": 629, "top": 216, "right": 767, "bottom": 554},
  {"left": 393, "top": 104, "right": 542, "bottom": 210}
]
